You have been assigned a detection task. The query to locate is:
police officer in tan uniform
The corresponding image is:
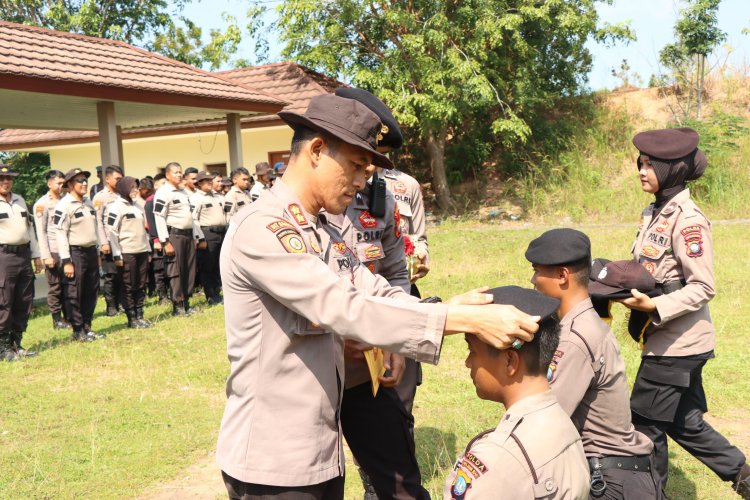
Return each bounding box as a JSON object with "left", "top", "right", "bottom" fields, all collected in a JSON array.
[
  {"left": 192, "top": 171, "right": 226, "bottom": 305},
  {"left": 34, "top": 169, "right": 70, "bottom": 330},
  {"left": 620, "top": 128, "right": 750, "bottom": 498},
  {"left": 93, "top": 165, "right": 125, "bottom": 316},
  {"left": 107, "top": 176, "right": 152, "bottom": 329},
  {"left": 55, "top": 168, "right": 103, "bottom": 342},
  {"left": 217, "top": 94, "right": 540, "bottom": 499},
  {"left": 153, "top": 162, "right": 203, "bottom": 317},
  {"left": 445, "top": 286, "right": 590, "bottom": 500},
  {"left": 0, "top": 165, "right": 43, "bottom": 361},
  {"left": 224, "top": 167, "right": 253, "bottom": 218},
  {"left": 525, "top": 229, "right": 658, "bottom": 499}
]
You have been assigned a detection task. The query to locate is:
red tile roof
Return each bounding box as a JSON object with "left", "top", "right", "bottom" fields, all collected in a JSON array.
[
  {"left": 0, "top": 61, "right": 343, "bottom": 149},
  {"left": 0, "top": 20, "right": 285, "bottom": 112}
]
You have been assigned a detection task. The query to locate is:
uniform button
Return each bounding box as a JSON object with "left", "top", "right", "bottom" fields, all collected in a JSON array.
[
  {"left": 599, "top": 356, "right": 605, "bottom": 364},
  {"left": 545, "top": 479, "right": 554, "bottom": 491}
]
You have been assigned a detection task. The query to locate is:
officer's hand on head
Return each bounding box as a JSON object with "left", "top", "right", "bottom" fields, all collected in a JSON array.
[
  {"left": 101, "top": 243, "right": 111, "bottom": 255},
  {"left": 197, "top": 240, "right": 207, "bottom": 250},
  {"left": 379, "top": 351, "right": 406, "bottom": 387},
  {"left": 447, "top": 286, "right": 492, "bottom": 306},
  {"left": 114, "top": 258, "right": 124, "bottom": 267},
  {"left": 164, "top": 242, "right": 175, "bottom": 256},
  {"left": 343, "top": 340, "right": 370, "bottom": 360},
  {"left": 619, "top": 289, "right": 657, "bottom": 313},
  {"left": 410, "top": 253, "right": 430, "bottom": 282},
  {"left": 33, "top": 258, "right": 43, "bottom": 274},
  {"left": 63, "top": 262, "right": 75, "bottom": 279},
  {"left": 44, "top": 258, "right": 55, "bottom": 269},
  {"left": 447, "top": 304, "right": 539, "bottom": 350}
]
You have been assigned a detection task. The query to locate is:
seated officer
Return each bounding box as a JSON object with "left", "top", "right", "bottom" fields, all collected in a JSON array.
[
  {"left": 525, "top": 229, "right": 658, "bottom": 499},
  {"left": 445, "top": 286, "right": 589, "bottom": 499}
]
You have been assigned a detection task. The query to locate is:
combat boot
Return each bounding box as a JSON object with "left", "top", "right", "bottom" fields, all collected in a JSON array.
[
  {"left": 125, "top": 309, "right": 137, "bottom": 328},
  {"left": 84, "top": 324, "right": 105, "bottom": 340},
  {"left": 105, "top": 303, "right": 119, "bottom": 317},
  {"left": 206, "top": 289, "right": 223, "bottom": 305},
  {"left": 52, "top": 312, "right": 69, "bottom": 330},
  {"left": 183, "top": 300, "right": 196, "bottom": 316},
  {"left": 136, "top": 307, "right": 152, "bottom": 328},
  {"left": 172, "top": 302, "right": 189, "bottom": 317},
  {"left": 72, "top": 329, "right": 94, "bottom": 342},
  {"left": 11, "top": 331, "right": 37, "bottom": 358},
  {"left": 0, "top": 332, "right": 18, "bottom": 361},
  {"left": 735, "top": 463, "right": 750, "bottom": 499},
  {"left": 158, "top": 289, "right": 171, "bottom": 306}
]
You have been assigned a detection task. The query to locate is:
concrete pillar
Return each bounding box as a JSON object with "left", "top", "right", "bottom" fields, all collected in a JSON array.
[
  {"left": 227, "top": 113, "right": 243, "bottom": 170},
  {"left": 116, "top": 126, "right": 124, "bottom": 169},
  {"left": 97, "top": 101, "right": 122, "bottom": 167}
]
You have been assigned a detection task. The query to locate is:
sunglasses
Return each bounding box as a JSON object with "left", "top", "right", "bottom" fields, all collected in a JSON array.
[{"left": 73, "top": 177, "right": 89, "bottom": 184}]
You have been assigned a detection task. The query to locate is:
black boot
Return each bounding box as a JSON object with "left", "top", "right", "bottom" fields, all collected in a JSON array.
[
  {"left": 11, "top": 331, "right": 37, "bottom": 358},
  {"left": 52, "top": 312, "right": 69, "bottom": 330},
  {"left": 184, "top": 300, "right": 195, "bottom": 315},
  {"left": 126, "top": 309, "right": 137, "bottom": 328},
  {"left": 158, "top": 289, "right": 171, "bottom": 306},
  {"left": 136, "top": 307, "right": 152, "bottom": 328},
  {"left": 0, "top": 331, "right": 18, "bottom": 361},
  {"left": 735, "top": 463, "right": 750, "bottom": 499},
  {"left": 206, "top": 289, "right": 223, "bottom": 305},
  {"left": 72, "top": 328, "right": 94, "bottom": 342},
  {"left": 172, "top": 302, "right": 188, "bottom": 317},
  {"left": 106, "top": 303, "right": 118, "bottom": 317},
  {"left": 84, "top": 324, "right": 105, "bottom": 340}
]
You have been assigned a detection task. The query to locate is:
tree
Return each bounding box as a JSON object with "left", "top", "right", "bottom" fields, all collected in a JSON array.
[
  {"left": 659, "top": 0, "right": 727, "bottom": 120},
  {"left": 0, "top": 0, "right": 243, "bottom": 70},
  {"left": 0, "top": 151, "right": 50, "bottom": 203},
  {"left": 250, "top": 0, "right": 632, "bottom": 211}
]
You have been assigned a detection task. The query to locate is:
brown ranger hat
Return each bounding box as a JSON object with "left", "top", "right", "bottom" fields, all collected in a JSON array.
[
  {"left": 195, "top": 171, "right": 214, "bottom": 184},
  {"left": 63, "top": 168, "right": 91, "bottom": 186},
  {"left": 278, "top": 94, "right": 394, "bottom": 169},
  {"left": 633, "top": 127, "right": 699, "bottom": 160},
  {"left": 0, "top": 164, "right": 19, "bottom": 177},
  {"left": 588, "top": 258, "right": 659, "bottom": 299}
]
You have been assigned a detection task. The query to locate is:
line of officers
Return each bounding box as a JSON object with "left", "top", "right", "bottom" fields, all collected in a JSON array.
[{"left": 0, "top": 160, "right": 279, "bottom": 360}]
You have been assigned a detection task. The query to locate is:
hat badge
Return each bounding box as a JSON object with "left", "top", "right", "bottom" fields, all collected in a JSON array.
[
  {"left": 1, "top": 167, "right": 7, "bottom": 172},
  {"left": 377, "top": 124, "right": 389, "bottom": 142},
  {"left": 598, "top": 267, "right": 608, "bottom": 280},
  {"left": 75, "top": 169, "right": 81, "bottom": 174}
]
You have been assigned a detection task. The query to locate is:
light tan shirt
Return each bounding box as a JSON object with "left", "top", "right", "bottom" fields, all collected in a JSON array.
[
  {"left": 549, "top": 299, "right": 653, "bottom": 458},
  {"left": 216, "top": 180, "right": 447, "bottom": 487},
  {"left": 92, "top": 188, "right": 119, "bottom": 247},
  {"left": 632, "top": 189, "right": 715, "bottom": 356},
  {"left": 249, "top": 182, "right": 268, "bottom": 202},
  {"left": 382, "top": 169, "right": 428, "bottom": 262},
  {"left": 444, "top": 390, "right": 589, "bottom": 500},
  {"left": 327, "top": 188, "right": 410, "bottom": 389},
  {"left": 106, "top": 197, "right": 150, "bottom": 257},
  {"left": 153, "top": 184, "right": 201, "bottom": 241},
  {"left": 54, "top": 194, "right": 99, "bottom": 260},
  {"left": 191, "top": 190, "right": 228, "bottom": 227},
  {"left": 33, "top": 193, "right": 62, "bottom": 259},
  {"left": 0, "top": 193, "right": 40, "bottom": 258},
  {"left": 224, "top": 186, "right": 252, "bottom": 218}
]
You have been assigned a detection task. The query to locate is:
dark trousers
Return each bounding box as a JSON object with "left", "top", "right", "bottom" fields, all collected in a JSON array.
[
  {"left": 590, "top": 455, "right": 660, "bottom": 500},
  {"left": 198, "top": 228, "right": 224, "bottom": 294},
  {"left": 631, "top": 355, "right": 746, "bottom": 494},
  {"left": 222, "top": 471, "right": 344, "bottom": 500},
  {"left": 165, "top": 231, "right": 196, "bottom": 303},
  {"left": 151, "top": 248, "right": 168, "bottom": 296},
  {"left": 45, "top": 252, "right": 65, "bottom": 315},
  {"left": 101, "top": 254, "right": 124, "bottom": 308},
  {"left": 0, "top": 246, "right": 34, "bottom": 333},
  {"left": 342, "top": 382, "right": 429, "bottom": 500},
  {"left": 121, "top": 253, "right": 149, "bottom": 311},
  {"left": 63, "top": 247, "right": 100, "bottom": 331}
]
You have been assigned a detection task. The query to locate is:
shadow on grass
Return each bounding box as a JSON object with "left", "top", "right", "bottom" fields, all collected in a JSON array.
[
  {"left": 666, "top": 461, "right": 698, "bottom": 500},
  {"left": 416, "top": 426, "right": 458, "bottom": 482}
]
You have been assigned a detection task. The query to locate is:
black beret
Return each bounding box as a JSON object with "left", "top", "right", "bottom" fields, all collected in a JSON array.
[
  {"left": 488, "top": 286, "right": 559, "bottom": 320},
  {"left": 588, "top": 258, "right": 659, "bottom": 299},
  {"left": 334, "top": 87, "right": 403, "bottom": 149},
  {"left": 525, "top": 228, "right": 591, "bottom": 266},
  {"left": 633, "top": 127, "right": 699, "bottom": 160}
]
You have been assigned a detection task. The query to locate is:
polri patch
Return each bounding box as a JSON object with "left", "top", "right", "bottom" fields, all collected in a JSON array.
[
  {"left": 267, "top": 219, "right": 295, "bottom": 233},
  {"left": 450, "top": 468, "right": 473, "bottom": 500},
  {"left": 394, "top": 181, "right": 407, "bottom": 194},
  {"left": 681, "top": 225, "right": 704, "bottom": 258},
  {"left": 276, "top": 228, "right": 307, "bottom": 254},
  {"left": 288, "top": 204, "right": 308, "bottom": 226},
  {"left": 358, "top": 210, "right": 377, "bottom": 229},
  {"left": 35, "top": 205, "right": 45, "bottom": 217}
]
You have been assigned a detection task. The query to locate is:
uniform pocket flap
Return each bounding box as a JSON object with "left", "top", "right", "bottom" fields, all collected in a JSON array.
[
  {"left": 639, "top": 362, "right": 690, "bottom": 387},
  {"left": 533, "top": 477, "right": 558, "bottom": 498}
]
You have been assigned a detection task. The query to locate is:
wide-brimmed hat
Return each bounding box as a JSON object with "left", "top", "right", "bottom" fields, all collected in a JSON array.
[
  {"left": 588, "top": 258, "right": 659, "bottom": 299},
  {"left": 335, "top": 87, "right": 404, "bottom": 150},
  {"left": 195, "top": 171, "right": 214, "bottom": 184},
  {"left": 63, "top": 168, "right": 91, "bottom": 185},
  {"left": 278, "top": 94, "right": 394, "bottom": 169},
  {"left": 0, "top": 165, "right": 19, "bottom": 177}
]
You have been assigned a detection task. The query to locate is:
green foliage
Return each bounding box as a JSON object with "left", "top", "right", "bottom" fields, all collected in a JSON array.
[
  {"left": 0, "top": 0, "right": 243, "bottom": 70},
  {"left": 0, "top": 151, "right": 50, "bottom": 203}
]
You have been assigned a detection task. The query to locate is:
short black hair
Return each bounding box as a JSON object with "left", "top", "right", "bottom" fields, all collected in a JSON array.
[
  {"left": 165, "top": 162, "right": 181, "bottom": 173},
  {"left": 231, "top": 167, "right": 250, "bottom": 180},
  {"left": 184, "top": 167, "right": 199, "bottom": 176},
  {"left": 46, "top": 169, "right": 65, "bottom": 181},
  {"left": 567, "top": 258, "right": 591, "bottom": 287},
  {"left": 139, "top": 178, "right": 154, "bottom": 190},
  {"left": 154, "top": 173, "right": 166, "bottom": 182},
  {"left": 290, "top": 125, "right": 341, "bottom": 156},
  {"left": 104, "top": 165, "right": 124, "bottom": 177},
  {"left": 486, "top": 315, "right": 561, "bottom": 377}
]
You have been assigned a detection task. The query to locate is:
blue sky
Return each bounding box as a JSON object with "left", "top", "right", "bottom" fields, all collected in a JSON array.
[{"left": 184, "top": 0, "right": 749, "bottom": 90}]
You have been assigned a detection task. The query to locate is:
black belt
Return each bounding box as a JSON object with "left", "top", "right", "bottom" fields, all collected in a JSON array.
[
  {"left": 70, "top": 245, "right": 97, "bottom": 251},
  {"left": 168, "top": 226, "right": 193, "bottom": 236},
  {"left": 201, "top": 225, "right": 227, "bottom": 234},
  {"left": 0, "top": 242, "right": 30, "bottom": 253},
  {"left": 657, "top": 280, "right": 685, "bottom": 294},
  {"left": 588, "top": 455, "right": 651, "bottom": 472}
]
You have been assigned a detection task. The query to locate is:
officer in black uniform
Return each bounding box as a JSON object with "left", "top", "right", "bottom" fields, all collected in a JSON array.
[{"left": 0, "top": 165, "right": 43, "bottom": 361}]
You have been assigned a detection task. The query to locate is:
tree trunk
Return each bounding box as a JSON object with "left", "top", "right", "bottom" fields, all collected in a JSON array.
[
  {"left": 696, "top": 54, "right": 704, "bottom": 120},
  {"left": 424, "top": 128, "right": 456, "bottom": 212}
]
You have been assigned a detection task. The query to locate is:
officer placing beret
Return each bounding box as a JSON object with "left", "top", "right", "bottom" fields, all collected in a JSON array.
[
  {"left": 621, "top": 128, "right": 750, "bottom": 498},
  {"left": 526, "top": 229, "right": 658, "bottom": 499},
  {"left": 445, "top": 286, "right": 590, "bottom": 499},
  {"left": 216, "top": 94, "right": 541, "bottom": 498}
]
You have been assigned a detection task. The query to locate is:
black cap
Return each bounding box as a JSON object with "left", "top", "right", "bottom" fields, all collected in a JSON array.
[
  {"left": 335, "top": 87, "right": 404, "bottom": 150},
  {"left": 525, "top": 228, "right": 591, "bottom": 266},
  {"left": 278, "top": 94, "right": 393, "bottom": 169},
  {"left": 63, "top": 168, "right": 91, "bottom": 185},
  {"left": 633, "top": 127, "right": 699, "bottom": 160},
  {"left": 0, "top": 164, "right": 19, "bottom": 177},
  {"left": 488, "top": 286, "right": 559, "bottom": 320},
  {"left": 588, "top": 258, "right": 659, "bottom": 299}
]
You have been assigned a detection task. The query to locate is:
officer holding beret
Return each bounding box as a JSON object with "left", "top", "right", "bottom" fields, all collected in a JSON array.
[
  {"left": 525, "top": 229, "right": 658, "bottom": 499},
  {"left": 0, "top": 165, "right": 43, "bottom": 361},
  {"left": 54, "top": 168, "right": 103, "bottom": 342},
  {"left": 620, "top": 128, "right": 750, "bottom": 498}
]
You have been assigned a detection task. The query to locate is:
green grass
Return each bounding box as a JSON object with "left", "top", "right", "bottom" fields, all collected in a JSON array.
[{"left": 1, "top": 222, "right": 749, "bottom": 499}]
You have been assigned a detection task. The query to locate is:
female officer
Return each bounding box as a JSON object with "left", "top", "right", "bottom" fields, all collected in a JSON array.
[
  {"left": 107, "top": 176, "right": 151, "bottom": 329},
  {"left": 621, "top": 127, "right": 749, "bottom": 498}
]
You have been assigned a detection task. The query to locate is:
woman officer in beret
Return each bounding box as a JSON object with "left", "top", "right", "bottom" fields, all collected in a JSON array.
[{"left": 620, "top": 127, "right": 749, "bottom": 498}]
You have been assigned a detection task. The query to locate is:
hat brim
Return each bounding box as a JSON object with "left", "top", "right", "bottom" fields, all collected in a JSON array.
[
  {"left": 0, "top": 172, "right": 19, "bottom": 177},
  {"left": 278, "top": 111, "right": 394, "bottom": 169},
  {"left": 589, "top": 281, "right": 661, "bottom": 300},
  {"left": 65, "top": 171, "right": 91, "bottom": 185}
]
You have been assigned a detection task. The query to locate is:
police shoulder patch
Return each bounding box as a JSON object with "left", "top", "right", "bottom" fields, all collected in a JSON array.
[
  {"left": 275, "top": 228, "right": 307, "bottom": 254},
  {"left": 35, "top": 205, "right": 45, "bottom": 218},
  {"left": 266, "top": 219, "right": 295, "bottom": 233}
]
